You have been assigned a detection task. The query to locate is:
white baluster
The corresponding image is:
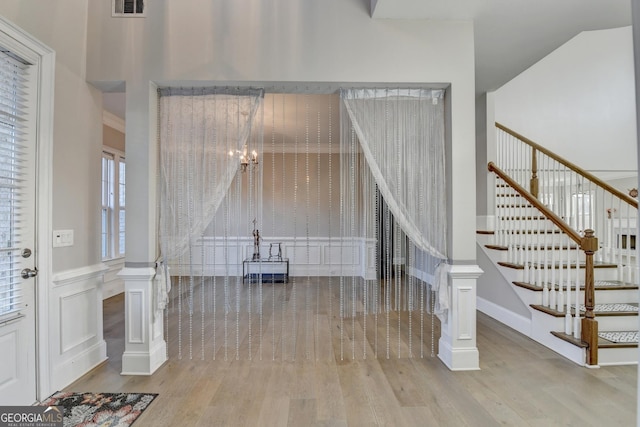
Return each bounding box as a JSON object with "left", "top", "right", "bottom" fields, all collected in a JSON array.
[
  {"left": 509, "top": 189, "right": 516, "bottom": 264},
  {"left": 617, "top": 198, "right": 623, "bottom": 282},
  {"left": 549, "top": 223, "right": 557, "bottom": 310},
  {"left": 523, "top": 215, "right": 530, "bottom": 283},
  {"left": 625, "top": 203, "right": 632, "bottom": 284},
  {"left": 541, "top": 217, "right": 549, "bottom": 306},
  {"left": 557, "top": 234, "right": 565, "bottom": 312}
]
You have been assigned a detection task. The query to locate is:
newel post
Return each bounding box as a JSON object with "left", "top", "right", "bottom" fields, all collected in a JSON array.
[
  {"left": 438, "top": 264, "right": 483, "bottom": 371},
  {"left": 530, "top": 147, "right": 539, "bottom": 198},
  {"left": 580, "top": 229, "right": 599, "bottom": 367}
]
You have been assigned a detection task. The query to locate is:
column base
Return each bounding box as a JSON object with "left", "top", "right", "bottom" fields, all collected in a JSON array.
[
  {"left": 438, "top": 337, "right": 480, "bottom": 371},
  {"left": 121, "top": 340, "right": 167, "bottom": 375}
]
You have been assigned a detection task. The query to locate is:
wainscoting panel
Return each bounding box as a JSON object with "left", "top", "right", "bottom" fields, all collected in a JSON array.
[
  {"left": 102, "top": 258, "right": 125, "bottom": 300},
  {"left": 0, "top": 329, "right": 18, "bottom": 387},
  {"left": 50, "top": 264, "right": 108, "bottom": 390},
  {"left": 169, "top": 237, "right": 376, "bottom": 278},
  {"left": 60, "top": 288, "right": 98, "bottom": 353},
  {"left": 286, "top": 244, "right": 322, "bottom": 265}
]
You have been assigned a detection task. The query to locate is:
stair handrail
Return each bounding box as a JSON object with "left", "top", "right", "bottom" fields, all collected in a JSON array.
[
  {"left": 489, "top": 162, "right": 581, "bottom": 242},
  {"left": 488, "top": 161, "right": 599, "bottom": 366},
  {"left": 496, "top": 122, "right": 638, "bottom": 209}
]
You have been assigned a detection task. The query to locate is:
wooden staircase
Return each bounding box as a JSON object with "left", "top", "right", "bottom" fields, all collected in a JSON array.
[{"left": 479, "top": 161, "right": 638, "bottom": 366}]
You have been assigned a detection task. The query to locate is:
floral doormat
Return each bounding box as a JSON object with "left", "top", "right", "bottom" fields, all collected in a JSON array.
[{"left": 39, "top": 391, "right": 158, "bottom": 427}]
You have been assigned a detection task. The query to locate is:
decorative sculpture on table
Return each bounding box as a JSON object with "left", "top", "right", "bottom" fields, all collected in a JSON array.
[
  {"left": 252, "top": 219, "right": 261, "bottom": 261},
  {"left": 269, "top": 242, "right": 283, "bottom": 261}
]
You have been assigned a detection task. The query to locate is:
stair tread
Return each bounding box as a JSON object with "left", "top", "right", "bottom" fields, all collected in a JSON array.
[
  {"left": 500, "top": 261, "right": 618, "bottom": 269},
  {"left": 528, "top": 261, "right": 618, "bottom": 269},
  {"left": 485, "top": 244, "right": 578, "bottom": 250},
  {"left": 485, "top": 244, "right": 508, "bottom": 251},
  {"left": 550, "top": 331, "right": 588, "bottom": 348},
  {"left": 551, "top": 331, "right": 638, "bottom": 349},
  {"left": 505, "top": 229, "right": 564, "bottom": 234},
  {"left": 497, "top": 261, "right": 525, "bottom": 270},
  {"left": 513, "top": 280, "right": 639, "bottom": 291},
  {"left": 531, "top": 303, "right": 638, "bottom": 317},
  {"left": 499, "top": 216, "right": 547, "bottom": 220}
]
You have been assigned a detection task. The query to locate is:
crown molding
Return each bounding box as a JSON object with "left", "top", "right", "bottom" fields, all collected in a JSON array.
[{"left": 103, "top": 110, "right": 125, "bottom": 133}]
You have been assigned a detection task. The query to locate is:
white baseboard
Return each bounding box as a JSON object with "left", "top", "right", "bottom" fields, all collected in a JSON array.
[
  {"left": 121, "top": 341, "right": 167, "bottom": 376},
  {"left": 437, "top": 338, "right": 480, "bottom": 371},
  {"left": 477, "top": 296, "right": 532, "bottom": 337}
]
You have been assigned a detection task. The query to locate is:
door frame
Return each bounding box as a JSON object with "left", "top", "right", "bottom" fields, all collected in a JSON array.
[{"left": 0, "top": 15, "right": 55, "bottom": 402}]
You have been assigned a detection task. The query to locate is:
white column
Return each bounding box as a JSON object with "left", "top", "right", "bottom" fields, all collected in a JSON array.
[
  {"left": 119, "top": 267, "right": 167, "bottom": 375},
  {"left": 438, "top": 264, "right": 483, "bottom": 371},
  {"left": 119, "top": 82, "right": 165, "bottom": 375}
]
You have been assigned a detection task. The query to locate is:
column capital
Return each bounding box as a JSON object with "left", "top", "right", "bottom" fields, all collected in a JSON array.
[{"left": 448, "top": 264, "right": 484, "bottom": 279}]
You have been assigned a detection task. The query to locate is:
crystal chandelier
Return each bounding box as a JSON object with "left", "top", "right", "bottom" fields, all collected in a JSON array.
[{"left": 229, "top": 144, "right": 258, "bottom": 172}]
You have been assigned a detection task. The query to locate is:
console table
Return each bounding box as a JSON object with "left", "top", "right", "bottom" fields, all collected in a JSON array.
[{"left": 243, "top": 258, "right": 289, "bottom": 283}]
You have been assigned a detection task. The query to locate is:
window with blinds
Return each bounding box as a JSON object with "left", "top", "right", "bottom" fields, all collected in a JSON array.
[
  {"left": 0, "top": 49, "right": 29, "bottom": 318},
  {"left": 102, "top": 149, "right": 126, "bottom": 260}
]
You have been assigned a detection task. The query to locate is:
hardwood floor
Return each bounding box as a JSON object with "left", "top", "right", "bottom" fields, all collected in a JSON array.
[{"left": 69, "top": 282, "right": 637, "bottom": 426}]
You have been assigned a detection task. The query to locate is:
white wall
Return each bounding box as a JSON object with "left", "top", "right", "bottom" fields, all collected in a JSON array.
[
  {"left": 86, "top": 0, "right": 478, "bottom": 264},
  {"left": 0, "top": 1, "right": 107, "bottom": 396},
  {"left": 494, "top": 26, "right": 637, "bottom": 174},
  {"left": 0, "top": 1, "right": 104, "bottom": 272}
]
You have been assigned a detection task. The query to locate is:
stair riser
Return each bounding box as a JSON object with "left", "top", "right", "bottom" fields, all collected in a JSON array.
[
  {"left": 491, "top": 261, "right": 635, "bottom": 298},
  {"left": 533, "top": 289, "right": 638, "bottom": 309},
  {"left": 531, "top": 305, "right": 638, "bottom": 330},
  {"left": 596, "top": 316, "right": 639, "bottom": 332},
  {"left": 496, "top": 219, "right": 557, "bottom": 231},
  {"left": 598, "top": 347, "right": 639, "bottom": 366},
  {"left": 590, "top": 289, "right": 638, "bottom": 304},
  {"left": 512, "top": 267, "right": 621, "bottom": 283},
  {"left": 494, "top": 249, "right": 638, "bottom": 284},
  {"left": 496, "top": 208, "right": 541, "bottom": 218}
]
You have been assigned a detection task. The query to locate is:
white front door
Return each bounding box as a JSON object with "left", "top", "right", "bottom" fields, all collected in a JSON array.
[{"left": 0, "top": 27, "right": 43, "bottom": 405}]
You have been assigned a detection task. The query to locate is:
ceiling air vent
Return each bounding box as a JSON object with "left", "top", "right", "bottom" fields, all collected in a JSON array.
[{"left": 112, "top": 0, "right": 146, "bottom": 17}]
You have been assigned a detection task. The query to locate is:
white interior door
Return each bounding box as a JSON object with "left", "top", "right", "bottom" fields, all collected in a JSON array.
[{"left": 0, "top": 43, "right": 38, "bottom": 405}]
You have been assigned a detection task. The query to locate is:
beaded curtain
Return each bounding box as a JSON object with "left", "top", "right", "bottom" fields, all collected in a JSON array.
[{"left": 158, "top": 87, "right": 447, "bottom": 362}]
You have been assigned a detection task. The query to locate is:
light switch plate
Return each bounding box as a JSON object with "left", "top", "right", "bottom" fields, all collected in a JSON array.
[{"left": 53, "top": 229, "right": 74, "bottom": 247}]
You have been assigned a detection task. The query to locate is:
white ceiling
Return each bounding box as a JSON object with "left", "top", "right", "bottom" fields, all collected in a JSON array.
[
  {"left": 103, "top": 92, "right": 126, "bottom": 120},
  {"left": 373, "top": 0, "right": 632, "bottom": 95},
  {"left": 103, "top": 1, "right": 633, "bottom": 119}
]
